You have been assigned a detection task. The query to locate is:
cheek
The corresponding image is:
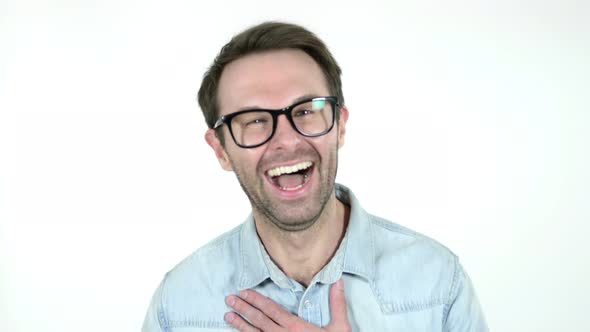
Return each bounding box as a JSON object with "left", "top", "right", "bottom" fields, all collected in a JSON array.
[
  {"left": 315, "top": 137, "right": 339, "bottom": 163},
  {"left": 229, "top": 149, "right": 266, "bottom": 174}
]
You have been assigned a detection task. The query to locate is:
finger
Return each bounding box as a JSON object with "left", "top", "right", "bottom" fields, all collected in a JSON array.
[
  {"left": 239, "top": 289, "right": 295, "bottom": 326},
  {"left": 326, "top": 279, "right": 351, "bottom": 331},
  {"left": 224, "top": 311, "right": 261, "bottom": 332},
  {"left": 226, "top": 295, "right": 281, "bottom": 331}
]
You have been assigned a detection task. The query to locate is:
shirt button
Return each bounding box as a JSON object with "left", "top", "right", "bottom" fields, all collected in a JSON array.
[{"left": 303, "top": 300, "right": 312, "bottom": 308}]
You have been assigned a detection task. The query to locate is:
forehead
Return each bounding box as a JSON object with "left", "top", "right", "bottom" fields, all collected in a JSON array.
[{"left": 217, "top": 49, "right": 330, "bottom": 115}]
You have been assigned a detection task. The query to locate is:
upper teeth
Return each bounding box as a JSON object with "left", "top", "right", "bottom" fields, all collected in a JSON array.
[{"left": 267, "top": 161, "right": 313, "bottom": 177}]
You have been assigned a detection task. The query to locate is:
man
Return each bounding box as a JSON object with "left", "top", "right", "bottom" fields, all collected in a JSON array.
[{"left": 142, "top": 22, "right": 488, "bottom": 331}]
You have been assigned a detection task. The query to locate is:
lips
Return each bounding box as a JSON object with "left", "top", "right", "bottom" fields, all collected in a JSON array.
[{"left": 265, "top": 161, "right": 314, "bottom": 191}]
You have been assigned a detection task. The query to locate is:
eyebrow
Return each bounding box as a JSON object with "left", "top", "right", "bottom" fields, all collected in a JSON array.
[{"left": 236, "top": 94, "right": 321, "bottom": 112}]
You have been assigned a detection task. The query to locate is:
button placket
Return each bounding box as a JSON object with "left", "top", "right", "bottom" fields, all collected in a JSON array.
[{"left": 298, "top": 285, "right": 322, "bottom": 325}]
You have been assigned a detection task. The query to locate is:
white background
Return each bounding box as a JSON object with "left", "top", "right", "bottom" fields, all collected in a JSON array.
[{"left": 1, "top": 1, "right": 588, "bottom": 331}]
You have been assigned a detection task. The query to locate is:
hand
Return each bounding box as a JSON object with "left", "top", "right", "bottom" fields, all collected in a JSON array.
[{"left": 224, "top": 278, "right": 351, "bottom": 332}]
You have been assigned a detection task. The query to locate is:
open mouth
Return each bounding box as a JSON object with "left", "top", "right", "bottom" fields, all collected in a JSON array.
[{"left": 266, "top": 161, "right": 314, "bottom": 191}]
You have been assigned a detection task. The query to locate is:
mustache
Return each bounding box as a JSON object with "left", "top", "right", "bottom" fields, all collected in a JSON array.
[{"left": 257, "top": 150, "right": 318, "bottom": 171}]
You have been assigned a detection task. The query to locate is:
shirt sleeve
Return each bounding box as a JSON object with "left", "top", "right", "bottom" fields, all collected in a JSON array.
[
  {"left": 142, "top": 279, "right": 166, "bottom": 332},
  {"left": 443, "top": 261, "right": 489, "bottom": 332}
]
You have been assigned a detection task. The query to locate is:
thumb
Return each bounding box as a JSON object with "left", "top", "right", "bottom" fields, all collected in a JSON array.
[{"left": 326, "top": 279, "right": 351, "bottom": 332}]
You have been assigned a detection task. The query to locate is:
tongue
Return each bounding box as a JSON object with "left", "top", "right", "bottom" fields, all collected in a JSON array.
[{"left": 276, "top": 174, "right": 305, "bottom": 189}]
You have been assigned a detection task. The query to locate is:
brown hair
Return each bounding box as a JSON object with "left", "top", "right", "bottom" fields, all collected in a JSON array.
[{"left": 198, "top": 21, "right": 344, "bottom": 144}]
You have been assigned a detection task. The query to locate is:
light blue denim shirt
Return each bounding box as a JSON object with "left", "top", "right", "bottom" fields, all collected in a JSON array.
[{"left": 142, "top": 184, "right": 488, "bottom": 331}]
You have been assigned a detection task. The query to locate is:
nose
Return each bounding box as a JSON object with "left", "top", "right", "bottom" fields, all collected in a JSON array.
[{"left": 268, "top": 114, "right": 302, "bottom": 150}]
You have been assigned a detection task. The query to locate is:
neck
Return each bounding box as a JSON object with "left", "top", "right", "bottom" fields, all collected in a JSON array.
[{"left": 253, "top": 193, "right": 350, "bottom": 288}]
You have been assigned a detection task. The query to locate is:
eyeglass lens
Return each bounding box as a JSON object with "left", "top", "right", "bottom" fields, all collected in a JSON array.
[{"left": 230, "top": 99, "right": 334, "bottom": 147}]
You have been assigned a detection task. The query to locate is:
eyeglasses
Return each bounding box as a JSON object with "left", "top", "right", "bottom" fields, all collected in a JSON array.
[{"left": 213, "top": 96, "right": 339, "bottom": 148}]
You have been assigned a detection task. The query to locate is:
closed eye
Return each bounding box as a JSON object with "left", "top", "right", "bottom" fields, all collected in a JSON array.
[
  {"left": 246, "top": 118, "right": 268, "bottom": 126},
  {"left": 293, "top": 109, "right": 314, "bottom": 117}
]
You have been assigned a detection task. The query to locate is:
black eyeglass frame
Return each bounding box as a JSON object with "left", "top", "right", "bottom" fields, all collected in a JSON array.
[{"left": 213, "top": 96, "right": 339, "bottom": 149}]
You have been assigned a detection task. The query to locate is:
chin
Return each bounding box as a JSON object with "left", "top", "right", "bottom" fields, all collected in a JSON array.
[{"left": 263, "top": 206, "right": 324, "bottom": 232}]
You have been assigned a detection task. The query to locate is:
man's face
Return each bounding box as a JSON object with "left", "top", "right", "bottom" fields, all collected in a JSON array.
[{"left": 206, "top": 49, "right": 348, "bottom": 231}]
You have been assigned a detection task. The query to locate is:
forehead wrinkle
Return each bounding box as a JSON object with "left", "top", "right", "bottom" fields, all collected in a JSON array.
[
  {"left": 217, "top": 49, "right": 330, "bottom": 115},
  {"left": 236, "top": 94, "right": 328, "bottom": 112}
]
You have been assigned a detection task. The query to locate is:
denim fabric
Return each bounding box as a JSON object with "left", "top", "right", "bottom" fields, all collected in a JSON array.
[{"left": 142, "top": 184, "right": 488, "bottom": 331}]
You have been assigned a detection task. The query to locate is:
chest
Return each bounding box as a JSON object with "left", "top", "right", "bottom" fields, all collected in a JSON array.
[{"left": 163, "top": 277, "right": 446, "bottom": 331}]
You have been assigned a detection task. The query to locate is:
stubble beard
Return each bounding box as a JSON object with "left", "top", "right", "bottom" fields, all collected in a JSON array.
[{"left": 231, "top": 146, "right": 339, "bottom": 233}]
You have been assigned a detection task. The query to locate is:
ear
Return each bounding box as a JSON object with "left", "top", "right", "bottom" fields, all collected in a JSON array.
[
  {"left": 205, "top": 129, "right": 233, "bottom": 171},
  {"left": 337, "top": 105, "right": 349, "bottom": 149}
]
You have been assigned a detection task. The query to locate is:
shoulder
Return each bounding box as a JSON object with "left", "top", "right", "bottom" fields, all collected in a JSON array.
[
  {"left": 163, "top": 224, "right": 242, "bottom": 296},
  {"left": 365, "top": 213, "right": 460, "bottom": 313},
  {"left": 152, "top": 224, "right": 243, "bottom": 328},
  {"left": 368, "top": 213, "right": 457, "bottom": 263}
]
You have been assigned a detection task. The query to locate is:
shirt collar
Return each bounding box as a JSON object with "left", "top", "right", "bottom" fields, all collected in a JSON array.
[
  {"left": 237, "top": 183, "right": 375, "bottom": 290},
  {"left": 317, "top": 184, "right": 375, "bottom": 283},
  {"left": 237, "top": 215, "right": 271, "bottom": 290}
]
